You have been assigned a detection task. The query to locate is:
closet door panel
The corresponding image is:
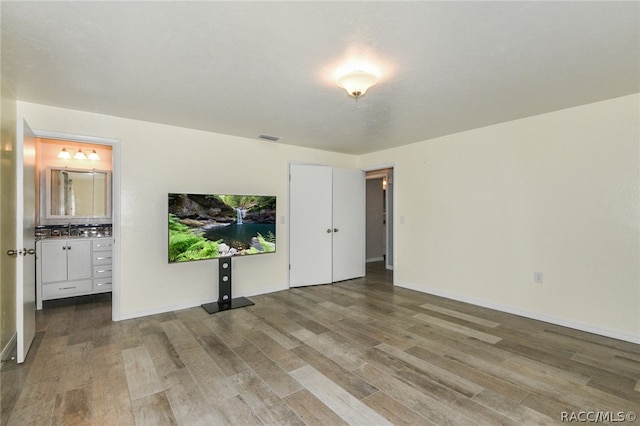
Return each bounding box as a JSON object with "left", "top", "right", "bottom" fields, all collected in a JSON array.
[
  {"left": 332, "top": 167, "right": 366, "bottom": 282},
  {"left": 289, "top": 164, "right": 333, "bottom": 287}
]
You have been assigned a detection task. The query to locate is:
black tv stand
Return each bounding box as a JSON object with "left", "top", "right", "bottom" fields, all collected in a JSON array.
[{"left": 201, "top": 257, "right": 254, "bottom": 314}]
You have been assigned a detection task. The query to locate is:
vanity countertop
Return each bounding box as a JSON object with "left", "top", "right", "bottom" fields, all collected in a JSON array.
[
  {"left": 35, "top": 224, "right": 112, "bottom": 240},
  {"left": 37, "top": 235, "right": 112, "bottom": 240}
]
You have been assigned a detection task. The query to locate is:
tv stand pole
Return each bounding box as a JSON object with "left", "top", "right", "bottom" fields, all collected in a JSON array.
[{"left": 201, "top": 257, "right": 254, "bottom": 314}]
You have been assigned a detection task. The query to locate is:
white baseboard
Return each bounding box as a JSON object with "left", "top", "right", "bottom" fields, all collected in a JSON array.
[
  {"left": 395, "top": 280, "right": 640, "bottom": 344},
  {"left": 118, "top": 284, "right": 289, "bottom": 321},
  {"left": 119, "top": 299, "right": 206, "bottom": 321},
  {"left": 366, "top": 257, "right": 384, "bottom": 263},
  {"left": 1, "top": 333, "right": 17, "bottom": 365},
  {"left": 245, "top": 284, "right": 289, "bottom": 298}
]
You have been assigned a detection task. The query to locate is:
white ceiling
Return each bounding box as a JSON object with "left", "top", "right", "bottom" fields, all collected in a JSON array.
[{"left": 2, "top": 1, "right": 638, "bottom": 155}]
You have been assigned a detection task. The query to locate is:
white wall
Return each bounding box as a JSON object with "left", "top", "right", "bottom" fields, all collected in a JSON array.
[
  {"left": 360, "top": 94, "right": 640, "bottom": 342},
  {"left": 18, "top": 95, "right": 640, "bottom": 342},
  {"left": 18, "top": 102, "right": 357, "bottom": 319}
]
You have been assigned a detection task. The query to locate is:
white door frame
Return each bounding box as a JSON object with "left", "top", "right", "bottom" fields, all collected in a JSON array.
[{"left": 33, "top": 130, "right": 122, "bottom": 321}]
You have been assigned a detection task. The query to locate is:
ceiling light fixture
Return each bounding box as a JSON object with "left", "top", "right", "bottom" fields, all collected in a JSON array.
[{"left": 336, "top": 69, "right": 379, "bottom": 100}]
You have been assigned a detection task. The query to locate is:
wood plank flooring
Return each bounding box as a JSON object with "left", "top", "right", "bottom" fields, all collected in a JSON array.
[{"left": 2, "top": 262, "right": 639, "bottom": 425}]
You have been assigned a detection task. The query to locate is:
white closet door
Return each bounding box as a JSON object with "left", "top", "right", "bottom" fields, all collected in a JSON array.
[
  {"left": 289, "top": 164, "right": 365, "bottom": 287},
  {"left": 289, "top": 164, "right": 333, "bottom": 287},
  {"left": 332, "top": 167, "right": 365, "bottom": 282}
]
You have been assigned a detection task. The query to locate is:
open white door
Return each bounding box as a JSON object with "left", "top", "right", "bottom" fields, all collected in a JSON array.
[{"left": 16, "top": 119, "right": 37, "bottom": 363}]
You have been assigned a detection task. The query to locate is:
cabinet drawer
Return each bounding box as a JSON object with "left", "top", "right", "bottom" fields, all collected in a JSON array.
[
  {"left": 93, "top": 277, "right": 112, "bottom": 292},
  {"left": 93, "top": 265, "right": 113, "bottom": 278},
  {"left": 42, "top": 280, "right": 93, "bottom": 300},
  {"left": 92, "top": 252, "right": 113, "bottom": 265},
  {"left": 92, "top": 239, "right": 113, "bottom": 251}
]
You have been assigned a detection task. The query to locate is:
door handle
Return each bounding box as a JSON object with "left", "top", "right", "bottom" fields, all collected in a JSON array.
[
  {"left": 26, "top": 249, "right": 36, "bottom": 255},
  {"left": 333, "top": 228, "right": 339, "bottom": 233},
  {"left": 326, "top": 229, "right": 332, "bottom": 233},
  {"left": 7, "top": 249, "right": 18, "bottom": 256}
]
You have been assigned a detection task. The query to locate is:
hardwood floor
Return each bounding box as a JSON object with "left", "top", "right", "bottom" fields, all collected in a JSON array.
[{"left": 2, "top": 262, "right": 639, "bottom": 425}]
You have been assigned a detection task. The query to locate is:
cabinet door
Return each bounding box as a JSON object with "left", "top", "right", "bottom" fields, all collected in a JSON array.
[
  {"left": 66, "top": 239, "right": 92, "bottom": 281},
  {"left": 39, "top": 240, "right": 68, "bottom": 283}
]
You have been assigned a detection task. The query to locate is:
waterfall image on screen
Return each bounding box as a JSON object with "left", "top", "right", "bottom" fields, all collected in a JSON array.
[{"left": 168, "top": 193, "right": 276, "bottom": 263}]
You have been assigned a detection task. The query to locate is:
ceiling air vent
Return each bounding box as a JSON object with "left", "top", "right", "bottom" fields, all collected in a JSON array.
[{"left": 258, "top": 134, "right": 281, "bottom": 142}]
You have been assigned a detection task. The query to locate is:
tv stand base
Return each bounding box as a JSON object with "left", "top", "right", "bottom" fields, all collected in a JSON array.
[{"left": 201, "top": 297, "right": 254, "bottom": 314}]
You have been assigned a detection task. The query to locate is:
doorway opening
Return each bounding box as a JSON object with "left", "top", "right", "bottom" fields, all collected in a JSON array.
[
  {"left": 33, "top": 130, "right": 120, "bottom": 321},
  {"left": 365, "top": 167, "right": 394, "bottom": 272}
]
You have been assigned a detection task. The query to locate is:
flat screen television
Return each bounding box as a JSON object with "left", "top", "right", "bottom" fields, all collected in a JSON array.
[{"left": 168, "top": 193, "right": 276, "bottom": 263}]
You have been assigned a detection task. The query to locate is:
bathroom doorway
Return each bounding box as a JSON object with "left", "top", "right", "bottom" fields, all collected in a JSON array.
[{"left": 365, "top": 167, "right": 393, "bottom": 271}]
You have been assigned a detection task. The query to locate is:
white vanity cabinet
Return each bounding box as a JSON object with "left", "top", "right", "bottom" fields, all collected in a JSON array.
[
  {"left": 39, "top": 239, "right": 92, "bottom": 283},
  {"left": 36, "top": 237, "right": 113, "bottom": 309}
]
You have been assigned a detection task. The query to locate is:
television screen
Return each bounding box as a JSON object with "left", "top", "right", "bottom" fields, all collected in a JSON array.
[{"left": 168, "top": 193, "right": 276, "bottom": 263}]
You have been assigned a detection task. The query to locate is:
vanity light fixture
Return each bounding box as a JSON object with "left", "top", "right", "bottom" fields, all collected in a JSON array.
[
  {"left": 58, "top": 147, "right": 100, "bottom": 161},
  {"left": 57, "top": 147, "right": 72, "bottom": 159},
  {"left": 336, "top": 69, "right": 379, "bottom": 100}
]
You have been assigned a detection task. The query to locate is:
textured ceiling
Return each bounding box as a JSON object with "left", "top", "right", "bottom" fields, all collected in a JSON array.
[{"left": 2, "top": 1, "right": 638, "bottom": 155}]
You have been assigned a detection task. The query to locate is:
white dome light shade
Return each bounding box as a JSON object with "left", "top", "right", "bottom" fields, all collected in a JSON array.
[
  {"left": 57, "top": 147, "right": 72, "bottom": 159},
  {"left": 88, "top": 149, "right": 100, "bottom": 160},
  {"left": 336, "top": 70, "right": 379, "bottom": 99},
  {"left": 74, "top": 149, "right": 87, "bottom": 160}
]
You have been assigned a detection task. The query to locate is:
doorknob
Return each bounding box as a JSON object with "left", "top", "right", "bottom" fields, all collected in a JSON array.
[
  {"left": 7, "top": 249, "right": 18, "bottom": 256},
  {"left": 26, "top": 249, "right": 36, "bottom": 255},
  {"left": 333, "top": 228, "right": 339, "bottom": 233},
  {"left": 326, "top": 229, "right": 332, "bottom": 233}
]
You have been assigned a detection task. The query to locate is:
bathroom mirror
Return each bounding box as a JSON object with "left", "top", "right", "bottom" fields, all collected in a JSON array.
[{"left": 46, "top": 167, "right": 111, "bottom": 218}]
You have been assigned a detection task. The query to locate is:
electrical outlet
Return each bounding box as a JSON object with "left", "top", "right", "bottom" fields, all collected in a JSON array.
[{"left": 534, "top": 272, "right": 543, "bottom": 283}]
